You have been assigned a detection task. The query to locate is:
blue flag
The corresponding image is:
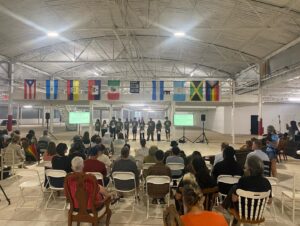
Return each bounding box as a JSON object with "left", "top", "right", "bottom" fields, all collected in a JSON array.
[
  {"left": 152, "top": 81, "right": 164, "bottom": 101},
  {"left": 173, "top": 81, "right": 186, "bottom": 101},
  {"left": 46, "top": 80, "right": 58, "bottom": 100}
]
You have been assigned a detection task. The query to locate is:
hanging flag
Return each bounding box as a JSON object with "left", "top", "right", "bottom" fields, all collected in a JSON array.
[
  {"left": 107, "top": 80, "right": 120, "bottom": 100},
  {"left": 130, "top": 81, "right": 140, "bottom": 93},
  {"left": 190, "top": 81, "right": 203, "bottom": 101},
  {"left": 152, "top": 80, "right": 164, "bottom": 101},
  {"left": 24, "top": 79, "right": 36, "bottom": 99},
  {"left": 46, "top": 80, "right": 58, "bottom": 100},
  {"left": 88, "top": 80, "right": 101, "bottom": 100},
  {"left": 173, "top": 81, "right": 186, "bottom": 101},
  {"left": 67, "top": 80, "right": 80, "bottom": 101},
  {"left": 206, "top": 81, "right": 220, "bottom": 101}
]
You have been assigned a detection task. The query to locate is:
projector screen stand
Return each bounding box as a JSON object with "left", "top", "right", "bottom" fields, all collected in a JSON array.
[
  {"left": 194, "top": 122, "right": 209, "bottom": 144},
  {"left": 177, "top": 127, "right": 193, "bottom": 143}
]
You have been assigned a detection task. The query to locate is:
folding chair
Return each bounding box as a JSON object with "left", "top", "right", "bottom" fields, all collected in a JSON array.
[
  {"left": 265, "top": 176, "right": 278, "bottom": 221},
  {"left": 229, "top": 189, "right": 271, "bottom": 226},
  {"left": 112, "top": 171, "right": 138, "bottom": 211},
  {"left": 217, "top": 175, "right": 241, "bottom": 204},
  {"left": 146, "top": 175, "right": 171, "bottom": 218},
  {"left": 45, "top": 169, "right": 67, "bottom": 210},
  {"left": 166, "top": 163, "right": 184, "bottom": 187},
  {"left": 86, "top": 172, "right": 105, "bottom": 187},
  {"left": 15, "top": 169, "right": 44, "bottom": 209}
]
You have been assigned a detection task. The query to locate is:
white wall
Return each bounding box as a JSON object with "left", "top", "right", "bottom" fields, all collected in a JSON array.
[{"left": 205, "top": 107, "right": 225, "bottom": 133}]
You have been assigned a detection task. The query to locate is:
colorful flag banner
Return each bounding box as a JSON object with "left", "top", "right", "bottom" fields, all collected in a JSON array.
[
  {"left": 205, "top": 81, "right": 220, "bottom": 101},
  {"left": 67, "top": 80, "right": 80, "bottom": 101},
  {"left": 107, "top": 80, "right": 120, "bottom": 100},
  {"left": 24, "top": 79, "right": 36, "bottom": 99},
  {"left": 25, "top": 144, "right": 38, "bottom": 161},
  {"left": 46, "top": 80, "right": 58, "bottom": 100},
  {"left": 190, "top": 81, "right": 203, "bottom": 101},
  {"left": 130, "top": 81, "right": 140, "bottom": 93},
  {"left": 152, "top": 80, "right": 164, "bottom": 101},
  {"left": 173, "top": 81, "right": 186, "bottom": 101},
  {"left": 88, "top": 80, "right": 101, "bottom": 100}
]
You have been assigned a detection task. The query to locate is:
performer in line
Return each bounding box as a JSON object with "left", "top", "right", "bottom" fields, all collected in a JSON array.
[
  {"left": 101, "top": 119, "right": 108, "bottom": 137},
  {"left": 140, "top": 118, "right": 145, "bottom": 140},
  {"left": 132, "top": 117, "right": 138, "bottom": 141},
  {"left": 95, "top": 119, "right": 101, "bottom": 135},
  {"left": 156, "top": 120, "right": 162, "bottom": 141},
  {"left": 147, "top": 118, "right": 155, "bottom": 141},
  {"left": 109, "top": 116, "right": 117, "bottom": 139},
  {"left": 164, "top": 116, "right": 172, "bottom": 142},
  {"left": 116, "top": 118, "right": 123, "bottom": 135},
  {"left": 124, "top": 118, "right": 130, "bottom": 140}
]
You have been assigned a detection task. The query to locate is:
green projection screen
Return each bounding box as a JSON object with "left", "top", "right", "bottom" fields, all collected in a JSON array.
[
  {"left": 174, "top": 113, "right": 194, "bottom": 126},
  {"left": 69, "top": 112, "right": 90, "bottom": 124}
]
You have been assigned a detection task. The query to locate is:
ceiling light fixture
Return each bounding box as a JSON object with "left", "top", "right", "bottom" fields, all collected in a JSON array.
[
  {"left": 130, "top": 104, "right": 145, "bottom": 107},
  {"left": 47, "top": 32, "right": 59, "bottom": 37},
  {"left": 288, "top": 97, "right": 300, "bottom": 102},
  {"left": 23, "top": 105, "right": 33, "bottom": 109},
  {"left": 190, "top": 72, "right": 194, "bottom": 77},
  {"left": 174, "top": 32, "right": 185, "bottom": 37}
]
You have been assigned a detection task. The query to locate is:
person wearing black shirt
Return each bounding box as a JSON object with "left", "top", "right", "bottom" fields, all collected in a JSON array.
[
  {"left": 124, "top": 118, "right": 130, "bottom": 140},
  {"left": 147, "top": 118, "right": 155, "bottom": 141},
  {"left": 132, "top": 118, "right": 138, "bottom": 141},
  {"left": 109, "top": 117, "right": 117, "bottom": 139},
  {"left": 164, "top": 117, "right": 172, "bottom": 142},
  {"left": 156, "top": 120, "right": 162, "bottom": 141},
  {"left": 116, "top": 118, "right": 123, "bottom": 135}
]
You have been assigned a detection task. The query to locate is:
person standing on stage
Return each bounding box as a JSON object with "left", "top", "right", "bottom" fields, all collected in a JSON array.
[
  {"left": 164, "top": 117, "right": 172, "bottom": 142},
  {"left": 147, "top": 118, "right": 155, "bottom": 141},
  {"left": 109, "top": 117, "right": 117, "bottom": 139},
  {"left": 101, "top": 120, "right": 108, "bottom": 137},
  {"left": 140, "top": 118, "right": 145, "bottom": 140},
  {"left": 116, "top": 118, "right": 123, "bottom": 135},
  {"left": 124, "top": 118, "right": 130, "bottom": 140},
  {"left": 95, "top": 119, "right": 101, "bottom": 135},
  {"left": 132, "top": 117, "right": 138, "bottom": 141},
  {"left": 156, "top": 120, "right": 162, "bottom": 141}
]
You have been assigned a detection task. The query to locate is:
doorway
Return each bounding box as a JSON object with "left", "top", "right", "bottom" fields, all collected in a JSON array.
[{"left": 250, "top": 115, "right": 258, "bottom": 135}]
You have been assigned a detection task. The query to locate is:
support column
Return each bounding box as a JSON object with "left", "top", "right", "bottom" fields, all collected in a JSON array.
[
  {"left": 38, "top": 108, "right": 40, "bottom": 125},
  {"left": 258, "top": 81, "right": 263, "bottom": 136},
  {"left": 89, "top": 102, "right": 94, "bottom": 135},
  {"left": 231, "top": 80, "right": 236, "bottom": 145},
  {"left": 109, "top": 104, "right": 113, "bottom": 119},
  {"left": 16, "top": 104, "right": 20, "bottom": 130},
  {"left": 42, "top": 105, "right": 45, "bottom": 128},
  {"left": 20, "top": 106, "right": 23, "bottom": 125},
  {"left": 7, "top": 62, "right": 13, "bottom": 132},
  {"left": 50, "top": 105, "right": 54, "bottom": 133},
  {"left": 120, "top": 108, "right": 124, "bottom": 121}
]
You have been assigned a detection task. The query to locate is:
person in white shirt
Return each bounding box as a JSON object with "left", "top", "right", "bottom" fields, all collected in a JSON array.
[
  {"left": 39, "top": 130, "right": 51, "bottom": 143},
  {"left": 246, "top": 139, "right": 269, "bottom": 162},
  {"left": 96, "top": 144, "right": 112, "bottom": 173},
  {"left": 135, "top": 139, "right": 149, "bottom": 169},
  {"left": 213, "top": 142, "right": 229, "bottom": 166}
]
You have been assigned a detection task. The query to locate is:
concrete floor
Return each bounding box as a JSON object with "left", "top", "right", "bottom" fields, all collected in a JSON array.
[{"left": 0, "top": 125, "right": 299, "bottom": 225}]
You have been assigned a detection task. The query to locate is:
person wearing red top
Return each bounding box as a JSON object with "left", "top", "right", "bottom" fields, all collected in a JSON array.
[{"left": 83, "top": 146, "right": 108, "bottom": 186}]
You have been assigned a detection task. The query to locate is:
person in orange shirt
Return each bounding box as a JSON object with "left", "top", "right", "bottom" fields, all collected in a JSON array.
[{"left": 180, "top": 183, "right": 228, "bottom": 226}]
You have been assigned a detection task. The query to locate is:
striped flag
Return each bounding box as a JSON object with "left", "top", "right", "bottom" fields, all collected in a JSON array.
[
  {"left": 173, "top": 81, "right": 186, "bottom": 101},
  {"left": 107, "top": 80, "right": 120, "bottom": 100},
  {"left": 67, "top": 80, "right": 80, "bottom": 101},
  {"left": 206, "top": 81, "right": 220, "bottom": 101},
  {"left": 24, "top": 79, "right": 36, "bottom": 99},
  {"left": 46, "top": 80, "right": 58, "bottom": 100},
  {"left": 190, "top": 81, "right": 203, "bottom": 101},
  {"left": 152, "top": 81, "right": 164, "bottom": 101},
  {"left": 88, "top": 80, "right": 101, "bottom": 100}
]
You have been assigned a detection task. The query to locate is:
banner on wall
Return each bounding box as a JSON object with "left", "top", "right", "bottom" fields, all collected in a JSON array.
[
  {"left": 205, "top": 81, "right": 220, "bottom": 101},
  {"left": 152, "top": 80, "right": 164, "bottom": 101},
  {"left": 190, "top": 81, "right": 203, "bottom": 101},
  {"left": 107, "top": 80, "right": 120, "bottom": 100},
  {"left": 46, "top": 80, "right": 58, "bottom": 100},
  {"left": 173, "top": 81, "right": 186, "bottom": 101},
  {"left": 67, "top": 80, "right": 80, "bottom": 101},
  {"left": 130, "top": 81, "right": 140, "bottom": 93},
  {"left": 88, "top": 80, "right": 101, "bottom": 100},
  {"left": 24, "top": 79, "right": 36, "bottom": 99}
]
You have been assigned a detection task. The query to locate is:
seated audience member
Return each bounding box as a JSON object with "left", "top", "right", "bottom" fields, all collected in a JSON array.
[
  {"left": 240, "top": 140, "right": 252, "bottom": 152},
  {"left": 83, "top": 146, "right": 108, "bottom": 186},
  {"left": 21, "top": 138, "right": 38, "bottom": 162},
  {"left": 102, "top": 133, "right": 113, "bottom": 152},
  {"left": 71, "top": 135, "right": 85, "bottom": 150},
  {"left": 147, "top": 150, "right": 172, "bottom": 204},
  {"left": 112, "top": 146, "right": 139, "bottom": 191},
  {"left": 166, "top": 147, "right": 185, "bottom": 178},
  {"left": 222, "top": 156, "right": 272, "bottom": 212},
  {"left": 82, "top": 131, "right": 91, "bottom": 149},
  {"left": 52, "top": 143, "right": 71, "bottom": 173},
  {"left": 65, "top": 157, "right": 110, "bottom": 209},
  {"left": 96, "top": 144, "right": 112, "bottom": 169},
  {"left": 212, "top": 146, "right": 243, "bottom": 180},
  {"left": 43, "top": 141, "right": 56, "bottom": 161},
  {"left": 39, "top": 130, "right": 51, "bottom": 143},
  {"left": 164, "top": 140, "right": 178, "bottom": 163},
  {"left": 186, "top": 151, "right": 202, "bottom": 167},
  {"left": 113, "top": 133, "right": 126, "bottom": 155},
  {"left": 144, "top": 145, "right": 158, "bottom": 164},
  {"left": 213, "top": 142, "right": 229, "bottom": 166},
  {"left": 27, "top": 130, "right": 38, "bottom": 145},
  {"left": 246, "top": 139, "right": 269, "bottom": 162},
  {"left": 69, "top": 142, "right": 86, "bottom": 161},
  {"left": 135, "top": 139, "right": 149, "bottom": 169},
  {"left": 3, "top": 134, "right": 25, "bottom": 164},
  {"left": 90, "top": 134, "right": 98, "bottom": 148}
]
